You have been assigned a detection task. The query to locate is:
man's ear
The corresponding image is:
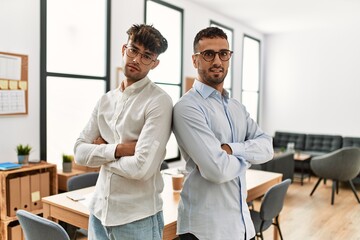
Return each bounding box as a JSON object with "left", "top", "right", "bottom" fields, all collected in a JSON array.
[
  {"left": 192, "top": 55, "right": 198, "bottom": 69},
  {"left": 121, "top": 44, "right": 126, "bottom": 56},
  {"left": 150, "top": 59, "right": 160, "bottom": 69}
]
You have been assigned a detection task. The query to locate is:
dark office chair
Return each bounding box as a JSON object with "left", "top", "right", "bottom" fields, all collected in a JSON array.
[
  {"left": 67, "top": 172, "right": 99, "bottom": 240},
  {"left": 67, "top": 172, "right": 99, "bottom": 191},
  {"left": 160, "top": 161, "right": 169, "bottom": 170},
  {"left": 310, "top": 147, "right": 360, "bottom": 205},
  {"left": 16, "top": 209, "right": 70, "bottom": 240},
  {"left": 250, "top": 179, "right": 291, "bottom": 240}
]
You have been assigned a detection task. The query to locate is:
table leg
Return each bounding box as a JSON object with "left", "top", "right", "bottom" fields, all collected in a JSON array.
[{"left": 300, "top": 161, "right": 304, "bottom": 185}]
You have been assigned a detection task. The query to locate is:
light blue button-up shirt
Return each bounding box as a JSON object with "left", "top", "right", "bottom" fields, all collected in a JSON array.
[{"left": 173, "top": 80, "right": 273, "bottom": 240}]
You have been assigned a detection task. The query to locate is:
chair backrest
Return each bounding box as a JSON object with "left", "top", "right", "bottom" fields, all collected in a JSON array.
[
  {"left": 16, "top": 209, "right": 70, "bottom": 240},
  {"left": 160, "top": 161, "right": 169, "bottom": 170},
  {"left": 260, "top": 179, "right": 291, "bottom": 221},
  {"left": 67, "top": 172, "right": 99, "bottom": 191},
  {"left": 310, "top": 147, "right": 360, "bottom": 181}
]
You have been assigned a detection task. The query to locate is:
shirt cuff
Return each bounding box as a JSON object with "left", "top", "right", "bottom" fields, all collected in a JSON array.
[
  {"left": 227, "top": 142, "right": 244, "bottom": 156},
  {"left": 104, "top": 143, "right": 118, "bottom": 160}
]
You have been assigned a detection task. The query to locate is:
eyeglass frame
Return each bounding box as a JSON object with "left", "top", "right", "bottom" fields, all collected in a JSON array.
[
  {"left": 124, "top": 45, "right": 157, "bottom": 65},
  {"left": 194, "top": 49, "right": 233, "bottom": 62}
]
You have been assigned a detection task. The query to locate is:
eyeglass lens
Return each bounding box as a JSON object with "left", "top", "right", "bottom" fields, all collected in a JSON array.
[
  {"left": 125, "top": 47, "right": 154, "bottom": 65},
  {"left": 200, "top": 50, "right": 232, "bottom": 62}
]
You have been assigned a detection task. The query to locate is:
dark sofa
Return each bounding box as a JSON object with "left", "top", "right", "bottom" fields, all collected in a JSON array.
[
  {"left": 343, "top": 137, "right": 360, "bottom": 148},
  {"left": 303, "top": 134, "right": 343, "bottom": 156},
  {"left": 250, "top": 152, "right": 294, "bottom": 181},
  {"left": 273, "top": 131, "right": 306, "bottom": 151},
  {"left": 273, "top": 131, "right": 343, "bottom": 156},
  {"left": 273, "top": 132, "right": 360, "bottom": 182}
]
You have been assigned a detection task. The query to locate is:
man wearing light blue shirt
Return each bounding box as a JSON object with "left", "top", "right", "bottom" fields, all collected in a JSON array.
[{"left": 173, "top": 27, "right": 274, "bottom": 240}]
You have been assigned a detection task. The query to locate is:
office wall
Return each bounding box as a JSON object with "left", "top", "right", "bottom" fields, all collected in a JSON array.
[
  {"left": 0, "top": 0, "right": 263, "bottom": 163},
  {"left": 262, "top": 26, "right": 360, "bottom": 137},
  {"left": 0, "top": 0, "right": 41, "bottom": 162}
]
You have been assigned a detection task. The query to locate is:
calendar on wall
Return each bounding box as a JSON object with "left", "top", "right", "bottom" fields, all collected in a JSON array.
[{"left": 0, "top": 52, "right": 28, "bottom": 115}]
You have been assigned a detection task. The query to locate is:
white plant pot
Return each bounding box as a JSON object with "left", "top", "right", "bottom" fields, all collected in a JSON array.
[
  {"left": 62, "top": 162, "right": 72, "bottom": 173},
  {"left": 18, "top": 155, "right": 29, "bottom": 165}
]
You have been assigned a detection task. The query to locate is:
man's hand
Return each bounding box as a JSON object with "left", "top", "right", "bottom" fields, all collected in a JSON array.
[
  {"left": 115, "top": 141, "right": 137, "bottom": 158},
  {"left": 93, "top": 137, "right": 108, "bottom": 145},
  {"left": 221, "top": 144, "right": 232, "bottom": 155}
]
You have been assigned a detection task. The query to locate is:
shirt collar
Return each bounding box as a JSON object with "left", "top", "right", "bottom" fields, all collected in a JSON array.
[
  {"left": 193, "top": 79, "right": 229, "bottom": 100},
  {"left": 120, "top": 76, "right": 150, "bottom": 93}
]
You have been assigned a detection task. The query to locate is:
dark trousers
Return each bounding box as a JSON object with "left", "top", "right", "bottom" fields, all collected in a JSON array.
[{"left": 179, "top": 233, "right": 255, "bottom": 240}]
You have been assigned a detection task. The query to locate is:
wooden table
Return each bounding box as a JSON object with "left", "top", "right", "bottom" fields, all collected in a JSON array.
[
  {"left": 293, "top": 153, "right": 312, "bottom": 185},
  {"left": 43, "top": 169, "right": 282, "bottom": 240},
  {"left": 246, "top": 169, "right": 283, "bottom": 201}
]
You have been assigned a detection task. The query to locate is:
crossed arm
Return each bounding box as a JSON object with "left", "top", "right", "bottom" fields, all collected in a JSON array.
[{"left": 93, "top": 136, "right": 136, "bottom": 158}]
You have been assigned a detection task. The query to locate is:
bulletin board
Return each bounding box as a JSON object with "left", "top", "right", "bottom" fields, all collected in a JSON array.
[{"left": 0, "top": 52, "right": 28, "bottom": 115}]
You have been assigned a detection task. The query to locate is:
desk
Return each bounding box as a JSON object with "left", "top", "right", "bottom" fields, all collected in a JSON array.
[
  {"left": 293, "top": 153, "right": 312, "bottom": 185},
  {"left": 247, "top": 169, "right": 283, "bottom": 201},
  {"left": 43, "top": 169, "right": 282, "bottom": 240}
]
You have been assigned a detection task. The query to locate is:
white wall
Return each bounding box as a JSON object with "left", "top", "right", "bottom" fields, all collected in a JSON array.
[
  {"left": 0, "top": 0, "right": 264, "bottom": 163},
  {"left": 0, "top": 0, "right": 41, "bottom": 162},
  {"left": 3, "top": 0, "right": 360, "bottom": 164},
  {"left": 262, "top": 26, "right": 360, "bottom": 137}
]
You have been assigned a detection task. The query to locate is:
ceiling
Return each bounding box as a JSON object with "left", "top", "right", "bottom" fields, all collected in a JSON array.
[{"left": 187, "top": 0, "right": 360, "bottom": 34}]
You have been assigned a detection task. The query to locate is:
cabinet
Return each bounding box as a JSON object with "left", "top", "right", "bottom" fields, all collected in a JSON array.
[{"left": 0, "top": 161, "right": 57, "bottom": 240}]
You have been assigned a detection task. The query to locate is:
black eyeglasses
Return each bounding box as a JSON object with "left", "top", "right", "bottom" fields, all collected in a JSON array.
[
  {"left": 124, "top": 46, "right": 156, "bottom": 65},
  {"left": 194, "top": 50, "right": 233, "bottom": 62}
]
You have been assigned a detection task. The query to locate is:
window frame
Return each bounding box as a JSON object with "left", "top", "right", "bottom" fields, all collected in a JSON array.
[
  {"left": 241, "top": 34, "right": 261, "bottom": 123},
  {"left": 40, "top": 0, "right": 111, "bottom": 160},
  {"left": 145, "top": 0, "right": 183, "bottom": 162},
  {"left": 210, "top": 20, "right": 234, "bottom": 96}
]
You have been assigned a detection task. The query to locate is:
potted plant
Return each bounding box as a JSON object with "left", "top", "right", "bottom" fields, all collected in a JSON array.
[
  {"left": 16, "top": 144, "right": 32, "bottom": 165},
  {"left": 62, "top": 154, "right": 73, "bottom": 173}
]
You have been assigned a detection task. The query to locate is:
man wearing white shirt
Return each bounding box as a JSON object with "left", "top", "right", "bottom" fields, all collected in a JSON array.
[{"left": 74, "top": 24, "right": 172, "bottom": 239}]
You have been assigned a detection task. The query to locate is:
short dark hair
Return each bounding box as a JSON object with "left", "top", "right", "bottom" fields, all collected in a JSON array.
[
  {"left": 126, "top": 24, "right": 168, "bottom": 55},
  {"left": 193, "top": 27, "right": 227, "bottom": 53}
]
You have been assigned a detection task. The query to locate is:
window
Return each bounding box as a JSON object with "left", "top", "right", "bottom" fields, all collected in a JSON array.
[
  {"left": 40, "top": 0, "right": 110, "bottom": 169},
  {"left": 241, "top": 35, "right": 260, "bottom": 122},
  {"left": 145, "top": 0, "right": 183, "bottom": 161},
  {"left": 210, "top": 21, "right": 233, "bottom": 96}
]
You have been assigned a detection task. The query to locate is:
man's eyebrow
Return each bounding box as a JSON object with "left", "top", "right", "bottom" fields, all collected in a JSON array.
[
  {"left": 143, "top": 49, "right": 155, "bottom": 56},
  {"left": 130, "top": 44, "right": 154, "bottom": 56}
]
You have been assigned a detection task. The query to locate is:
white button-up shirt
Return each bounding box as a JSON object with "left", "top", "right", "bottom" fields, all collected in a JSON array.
[
  {"left": 173, "top": 80, "right": 273, "bottom": 240},
  {"left": 74, "top": 77, "right": 172, "bottom": 226}
]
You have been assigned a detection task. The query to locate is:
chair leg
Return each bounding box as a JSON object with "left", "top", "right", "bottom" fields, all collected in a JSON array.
[
  {"left": 310, "top": 178, "right": 323, "bottom": 196},
  {"left": 72, "top": 230, "right": 78, "bottom": 240},
  {"left": 348, "top": 180, "right": 360, "bottom": 203},
  {"left": 331, "top": 181, "right": 337, "bottom": 205},
  {"left": 258, "top": 222, "right": 265, "bottom": 240},
  {"left": 259, "top": 232, "right": 264, "bottom": 240},
  {"left": 274, "top": 216, "right": 284, "bottom": 240}
]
